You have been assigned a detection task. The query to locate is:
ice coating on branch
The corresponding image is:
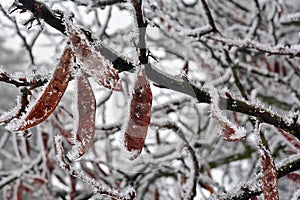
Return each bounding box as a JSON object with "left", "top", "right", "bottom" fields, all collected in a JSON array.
[
  {"left": 276, "top": 152, "right": 300, "bottom": 169},
  {"left": 54, "top": 135, "right": 67, "bottom": 169},
  {"left": 208, "top": 85, "right": 247, "bottom": 141},
  {"left": 0, "top": 95, "right": 22, "bottom": 124},
  {"left": 144, "top": 1, "right": 212, "bottom": 38},
  {"left": 5, "top": 116, "right": 23, "bottom": 133},
  {"left": 55, "top": 135, "right": 135, "bottom": 200},
  {"left": 207, "top": 36, "right": 300, "bottom": 57},
  {"left": 0, "top": 67, "right": 45, "bottom": 83},
  {"left": 0, "top": 69, "right": 51, "bottom": 127},
  {"left": 281, "top": 12, "right": 300, "bottom": 24},
  {"left": 210, "top": 68, "right": 231, "bottom": 86},
  {"left": 64, "top": 17, "right": 122, "bottom": 91},
  {"left": 126, "top": 2, "right": 139, "bottom": 46}
]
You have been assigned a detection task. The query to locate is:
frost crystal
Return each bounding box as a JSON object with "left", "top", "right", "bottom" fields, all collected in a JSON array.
[
  {"left": 121, "top": 66, "right": 152, "bottom": 160},
  {"left": 5, "top": 47, "right": 73, "bottom": 132},
  {"left": 64, "top": 17, "right": 122, "bottom": 91},
  {"left": 55, "top": 134, "right": 135, "bottom": 199},
  {"left": 67, "top": 140, "right": 83, "bottom": 161},
  {"left": 208, "top": 85, "right": 247, "bottom": 141},
  {"left": 67, "top": 71, "right": 96, "bottom": 161}
]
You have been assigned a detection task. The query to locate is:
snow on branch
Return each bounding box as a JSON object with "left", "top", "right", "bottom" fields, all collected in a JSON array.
[
  {"left": 213, "top": 152, "right": 300, "bottom": 200},
  {"left": 5, "top": 1, "right": 299, "bottom": 141},
  {"left": 199, "top": 0, "right": 218, "bottom": 32},
  {"left": 205, "top": 35, "right": 300, "bottom": 57},
  {"left": 209, "top": 86, "right": 247, "bottom": 141},
  {"left": 144, "top": 1, "right": 214, "bottom": 38},
  {"left": 150, "top": 121, "right": 199, "bottom": 200},
  {"left": 0, "top": 88, "right": 31, "bottom": 124},
  {"left": 145, "top": 64, "right": 300, "bottom": 138},
  {"left": 54, "top": 135, "right": 136, "bottom": 200},
  {"left": 0, "top": 153, "right": 42, "bottom": 190},
  {"left": 0, "top": 68, "right": 48, "bottom": 89},
  {"left": 280, "top": 12, "right": 300, "bottom": 25},
  {"left": 2, "top": 0, "right": 300, "bottom": 198}
]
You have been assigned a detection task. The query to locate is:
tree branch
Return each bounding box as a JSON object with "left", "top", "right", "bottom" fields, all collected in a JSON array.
[
  {"left": 205, "top": 35, "right": 300, "bottom": 57},
  {"left": 0, "top": 4, "right": 35, "bottom": 65},
  {"left": 131, "top": 0, "right": 148, "bottom": 64},
  {"left": 70, "top": 0, "right": 127, "bottom": 7},
  {"left": 217, "top": 154, "right": 300, "bottom": 200},
  {"left": 0, "top": 70, "right": 48, "bottom": 88},
  {"left": 200, "top": 0, "right": 218, "bottom": 33},
  {"left": 11, "top": 0, "right": 300, "bottom": 139}
]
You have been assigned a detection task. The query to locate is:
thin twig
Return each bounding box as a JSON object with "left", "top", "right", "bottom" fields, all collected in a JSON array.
[
  {"left": 54, "top": 136, "right": 136, "bottom": 200},
  {"left": 0, "top": 5, "right": 35, "bottom": 65}
]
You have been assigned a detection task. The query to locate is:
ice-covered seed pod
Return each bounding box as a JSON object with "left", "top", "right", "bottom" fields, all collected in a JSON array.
[
  {"left": 124, "top": 67, "right": 152, "bottom": 160},
  {"left": 16, "top": 47, "right": 73, "bottom": 131},
  {"left": 67, "top": 71, "right": 96, "bottom": 160},
  {"left": 65, "top": 20, "right": 122, "bottom": 91}
]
